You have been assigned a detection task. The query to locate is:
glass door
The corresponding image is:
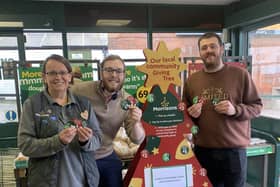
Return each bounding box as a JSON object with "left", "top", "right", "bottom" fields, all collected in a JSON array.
[
  {"left": 0, "top": 32, "right": 25, "bottom": 187},
  {"left": 0, "top": 32, "right": 24, "bottom": 124}
]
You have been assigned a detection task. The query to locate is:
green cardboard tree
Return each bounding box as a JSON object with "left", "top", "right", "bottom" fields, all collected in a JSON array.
[{"left": 123, "top": 41, "right": 212, "bottom": 187}]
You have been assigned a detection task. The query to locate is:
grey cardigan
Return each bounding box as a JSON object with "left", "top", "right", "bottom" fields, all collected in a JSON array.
[{"left": 18, "top": 90, "right": 102, "bottom": 187}]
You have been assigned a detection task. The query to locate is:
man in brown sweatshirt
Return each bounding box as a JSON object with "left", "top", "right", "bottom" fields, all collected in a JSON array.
[{"left": 183, "top": 32, "right": 263, "bottom": 187}]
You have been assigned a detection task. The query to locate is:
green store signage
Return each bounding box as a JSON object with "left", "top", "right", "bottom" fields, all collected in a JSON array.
[
  {"left": 19, "top": 66, "right": 94, "bottom": 103},
  {"left": 246, "top": 144, "right": 274, "bottom": 157},
  {"left": 75, "top": 66, "right": 94, "bottom": 81},
  {"left": 19, "top": 67, "right": 43, "bottom": 103},
  {"left": 123, "top": 66, "right": 146, "bottom": 96}
]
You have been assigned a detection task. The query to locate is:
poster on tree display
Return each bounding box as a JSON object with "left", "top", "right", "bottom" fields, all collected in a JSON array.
[
  {"left": 19, "top": 66, "right": 94, "bottom": 103},
  {"left": 123, "top": 41, "right": 212, "bottom": 187}
]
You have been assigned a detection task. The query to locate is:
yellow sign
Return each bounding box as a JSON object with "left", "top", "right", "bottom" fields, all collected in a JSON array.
[
  {"left": 136, "top": 86, "right": 151, "bottom": 103},
  {"left": 136, "top": 41, "right": 187, "bottom": 94}
]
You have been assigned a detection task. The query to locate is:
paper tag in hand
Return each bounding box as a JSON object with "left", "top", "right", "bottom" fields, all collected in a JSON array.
[{"left": 80, "top": 110, "right": 89, "bottom": 120}]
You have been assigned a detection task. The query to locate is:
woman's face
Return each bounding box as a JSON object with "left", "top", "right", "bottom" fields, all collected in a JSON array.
[{"left": 43, "top": 59, "right": 72, "bottom": 94}]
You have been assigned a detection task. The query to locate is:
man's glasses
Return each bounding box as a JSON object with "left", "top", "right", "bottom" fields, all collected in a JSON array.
[
  {"left": 102, "top": 67, "right": 124, "bottom": 74},
  {"left": 45, "top": 71, "right": 70, "bottom": 77}
]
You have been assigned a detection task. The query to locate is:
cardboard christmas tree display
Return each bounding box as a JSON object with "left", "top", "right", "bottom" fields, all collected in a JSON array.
[{"left": 123, "top": 41, "right": 212, "bottom": 187}]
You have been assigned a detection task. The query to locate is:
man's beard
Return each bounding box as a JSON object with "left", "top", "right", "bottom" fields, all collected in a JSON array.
[
  {"left": 103, "top": 80, "right": 124, "bottom": 93},
  {"left": 203, "top": 60, "right": 220, "bottom": 69},
  {"left": 202, "top": 53, "right": 220, "bottom": 70}
]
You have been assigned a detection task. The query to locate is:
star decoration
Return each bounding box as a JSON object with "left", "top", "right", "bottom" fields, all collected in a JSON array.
[
  {"left": 126, "top": 69, "right": 132, "bottom": 76},
  {"left": 203, "top": 182, "right": 209, "bottom": 187},
  {"left": 136, "top": 41, "right": 187, "bottom": 94},
  {"left": 151, "top": 147, "right": 159, "bottom": 155}
]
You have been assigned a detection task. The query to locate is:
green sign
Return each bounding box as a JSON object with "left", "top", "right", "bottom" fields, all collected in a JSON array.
[
  {"left": 19, "top": 67, "right": 43, "bottom": 103},
  {"left": 246, "top": 144, "right": 274, "bottom": 157},
  {"left": 124, "top": 66, "right": 146, "bottom": 96},
  {"left": 19, "top": 66, "right": 94, "bottom": 103},
  {"left": 72, "top": 66, "right": 94, "bottom": 81},
  {"left": 142, "top": 86, "right": 184, "bottom": 126}
]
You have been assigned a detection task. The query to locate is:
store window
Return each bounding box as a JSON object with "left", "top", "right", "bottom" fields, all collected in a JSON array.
[
  {"left": 67, "top": 32, "right": 147, "bottom": 81},
  {"left": 67, "top": 33, "right": 147, "bottom": 60},
  {"left": 0, "top": 36, "right": 19, "bottom": 123},
  {"left": 24, "top": 32, "right": 63, "bottom": 61},
  {"left": 152, "top": 33, "right": 201, "bottom": 59},
  {"left": 107, "top": 33, "right": 147, "bottom": 66},
  {"left": 248, "top": 24, "right": 280, "bottom": 118}
]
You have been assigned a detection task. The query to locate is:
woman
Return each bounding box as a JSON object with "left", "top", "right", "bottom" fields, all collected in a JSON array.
[{"left": 18, "top": 54, "right": 102, "bottom": 187}]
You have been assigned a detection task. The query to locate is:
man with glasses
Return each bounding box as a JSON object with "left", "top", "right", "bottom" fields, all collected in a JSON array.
[{"left": 71, "top": 54, "right": 145, "bottom": 187}]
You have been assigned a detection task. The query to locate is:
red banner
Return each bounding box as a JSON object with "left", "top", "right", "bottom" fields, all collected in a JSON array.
[{"left": 188, "top": 62, "right": 247, "bottom": 77}]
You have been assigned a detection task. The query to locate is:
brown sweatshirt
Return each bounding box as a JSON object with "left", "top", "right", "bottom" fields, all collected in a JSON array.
[{"left": 183, "top": 63, "right": 263, "bottom": 148}]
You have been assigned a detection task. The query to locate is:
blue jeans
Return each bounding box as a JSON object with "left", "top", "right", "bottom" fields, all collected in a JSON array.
[
  {"left": 96, "top": 151, "right": 123, "bottom": 187},
  {"left": 194, "top": 146, "right": 247, "bottom": 187}
]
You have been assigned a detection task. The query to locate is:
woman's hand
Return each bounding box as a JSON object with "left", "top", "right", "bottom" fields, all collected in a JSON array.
[
  {"left": 59, "top": 127, "right": 77, "bottom": 145},
  {"left": 77, "top": 127, "right": 93, "bottom": 143}
]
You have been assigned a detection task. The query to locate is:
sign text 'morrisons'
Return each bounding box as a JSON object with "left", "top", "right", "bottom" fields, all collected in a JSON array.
[{"left": 153, "top": 106, "right": 177, "bottom": 112}]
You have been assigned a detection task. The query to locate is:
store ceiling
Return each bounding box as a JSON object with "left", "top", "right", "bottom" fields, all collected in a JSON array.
[{"left": 38, "top": 0, "right": 240, "bottom": 5}]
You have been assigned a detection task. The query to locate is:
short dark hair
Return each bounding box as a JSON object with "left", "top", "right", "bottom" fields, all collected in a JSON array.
[
  {"left": 198, "top": 32, "right": 223, "bottom": 48},
  {"left": 42, "top": 54, "right": 72, "bottom": 73},
  {"left": 100, "top": 54, "right": 125, "bottom": 69}
]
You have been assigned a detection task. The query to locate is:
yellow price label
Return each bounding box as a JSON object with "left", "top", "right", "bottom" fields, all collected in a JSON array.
[{"left": 136, "top": 86, "right": 151, "bottom": 103}]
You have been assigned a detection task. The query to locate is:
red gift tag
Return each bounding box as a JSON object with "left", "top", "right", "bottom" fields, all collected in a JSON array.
[{"left": 73, "top": 119, "right": 83, "bottom": 128}]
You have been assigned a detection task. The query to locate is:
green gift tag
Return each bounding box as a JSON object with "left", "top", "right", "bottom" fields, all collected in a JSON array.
[
  {"left": 64, "top": 121, "right": 75, "bottom": 129},
  {"left": 212, "top": 98, "right": 219, "bottom": 105},
  {"left": 162, "top": 153, "right": 171, "bottom": 162},
  {"left": 82, "top": 120, "right": 87, "bottom": 127},
  {"left": 146, "top": 94, "right": 154, "bottom": 103},
  {"left": 193, "top": 96, "right": 198, "bottom": 104},
  {"left": 191, "top": 125, "right": 199, "bottom": 135},
  {"left": 121, "top": 99, "right": 131, "bottom": 110}
]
